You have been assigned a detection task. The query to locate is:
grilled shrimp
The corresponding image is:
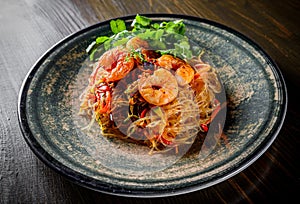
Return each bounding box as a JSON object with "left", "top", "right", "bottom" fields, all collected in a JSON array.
[
  {"left": 193, "top": 62, "right": 222, "bottom": 93},
  {"left": 138, "top": 68, "right": 178, "bottom": 106},
  {"left": 126, "top": 36, "right": 149, "bottom": 50},
  {"left": 156, "top": 54, "right": 195, "bottom": 86},
  {"left": 126, "top": 37, "right": 160, "bottom": 63},
  {"left": 93, "top": 47, "right": 135, "bottom": 82}
]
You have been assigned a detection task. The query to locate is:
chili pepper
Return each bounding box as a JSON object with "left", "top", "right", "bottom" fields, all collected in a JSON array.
[
  {"left": 200, "top": 123, "right": 209, "bottom": 132},
  {"left": 98, "top": 91, "right": 112, "bottom": 113},
  {"left": 140, "top": 108, "right": 148, "bottom": 118},
  {"left": 210, "top": 104, "right": 220, "bottom": 122},
  {"left": 161, "top": 136, "right": 172, "bottom": 145},
  {"left": 193, "top": 73, "right": 200, "bottom": 80}
]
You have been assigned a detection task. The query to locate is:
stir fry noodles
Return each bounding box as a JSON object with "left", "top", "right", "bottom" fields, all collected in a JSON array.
[{"left": 79, "top": 15, "right": 224, "bottom": 154}]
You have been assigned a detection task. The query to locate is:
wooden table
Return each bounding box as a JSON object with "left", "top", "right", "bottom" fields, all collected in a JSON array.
[{"left": 1, "top": 0, "right": 299, "bottom": 203}]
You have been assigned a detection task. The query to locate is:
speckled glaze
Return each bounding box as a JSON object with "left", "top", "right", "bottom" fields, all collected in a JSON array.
[{"left": 18, "top": 14, "right": 287, "bottom": 197}]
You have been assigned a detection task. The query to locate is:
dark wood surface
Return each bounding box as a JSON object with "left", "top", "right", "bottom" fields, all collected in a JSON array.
[{"left": 1, "top": 0, "right": 299, "bottom": 203}]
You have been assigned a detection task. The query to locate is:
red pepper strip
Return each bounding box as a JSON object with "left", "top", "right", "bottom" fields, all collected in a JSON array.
[
  {"left": 161, "top": 136, "right": 172, "bottom": 146},
  {"left": 95, "top": 87, "right": 112, "bottom": 114},
  {"left": 208, "top": 104, "right": 221, "bottom": 123},
  {"left": 193, "top": 73, "right": 201, "bottom": 80},
  {"left": 99, "top": 91, "right": 112, "bottom": 113},
  {"left": 200, "top": 124, "right": 209, "bottom": 132},
  {"left": 200, "top": 105, "right": 220, "bottom": 132},
  {"left": 152, "top": 134, "right": 172, "bottom": 146},
  {"left": 140, "top": 108, "right": 148, "bottom": 118},
  {"left": 94, "top": 81, "right": 113, "bottom": 114}
]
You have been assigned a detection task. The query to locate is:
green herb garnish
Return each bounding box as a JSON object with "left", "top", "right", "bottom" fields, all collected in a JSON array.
[
  {"left": 87, "top": 14, "right": 196, "bottom": 61},
  {"left": 110, "top": 19, "right": 127, "bottom": 34}
]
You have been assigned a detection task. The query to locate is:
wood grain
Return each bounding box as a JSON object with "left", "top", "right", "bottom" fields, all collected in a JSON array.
[{"left": 0, "top": 0, "right": 299, "bottom": 203}]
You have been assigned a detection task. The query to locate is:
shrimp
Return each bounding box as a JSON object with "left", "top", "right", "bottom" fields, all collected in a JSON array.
[
  {"left": 93, "top": 46, "right": 135, "bottom": 82},
  {"left": 193, "top": 62, "right": 222, "bottom": 93},
  {"left": 126, "top": 36, "right": 149, "bottom": 50},
  {"left": 126, "top": 37, "right": 160, "bottom": 63},
  {"left": 138, "top": 68, "right": 178, "bottom": 106},
  {"left": 156, "top": 54, "right": 195, "bottom": 86},
  {"left": 144, "top": 86, "right": 200, "bottom": 152},
  {"left": 175, "top": 63, "right": 195, "bottom": 86}
]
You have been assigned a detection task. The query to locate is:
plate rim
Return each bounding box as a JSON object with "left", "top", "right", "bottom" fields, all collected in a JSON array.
[{"left": 17, "top": 13, "right": 288, "bottom": 198}]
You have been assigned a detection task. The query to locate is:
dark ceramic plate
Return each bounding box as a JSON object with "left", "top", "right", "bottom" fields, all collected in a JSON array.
[{"left": 18, "top": 14, "right": 287, "bottom": 197}]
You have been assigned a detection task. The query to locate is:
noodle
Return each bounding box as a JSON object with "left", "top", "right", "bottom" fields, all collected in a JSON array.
[{"left": 79, "top": 36, "right": 223, "bottom": 154}]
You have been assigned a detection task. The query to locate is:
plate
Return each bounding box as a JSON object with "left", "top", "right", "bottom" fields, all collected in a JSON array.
[{"left": 17, "top": 14, "right": 287, "bottom": 197}]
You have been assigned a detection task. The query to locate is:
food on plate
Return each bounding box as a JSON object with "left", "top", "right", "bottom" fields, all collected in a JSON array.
[{"left": 79, "top": 14, "right": 224, "bottom": 154}]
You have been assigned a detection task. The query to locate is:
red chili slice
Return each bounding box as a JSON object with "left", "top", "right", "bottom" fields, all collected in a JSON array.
[
  {"left": 140, "top": 108, "right": 148, "bottom": 118},
  {"left": 200, "top": 124, "right": 209, "bottom": 132},
  {"left": 161, "top": 136, "right": 173, "bottom": 145}
]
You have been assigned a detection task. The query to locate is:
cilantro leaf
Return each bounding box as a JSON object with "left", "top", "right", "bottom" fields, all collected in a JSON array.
[
  {"left": 110, "top": 19, "right": 126, "bottom": 34},
  {"left": 86, "top": 14, "right": 196, "bottom": 61},
  {"left": 96, "top": 36, "right": 110, "bottom": 44},
  {"left": 131, "top": 14, "right": 151, "bottom": 28},
  {"left": 160, "top": 19, "right": 185, "bottom": 35}
]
